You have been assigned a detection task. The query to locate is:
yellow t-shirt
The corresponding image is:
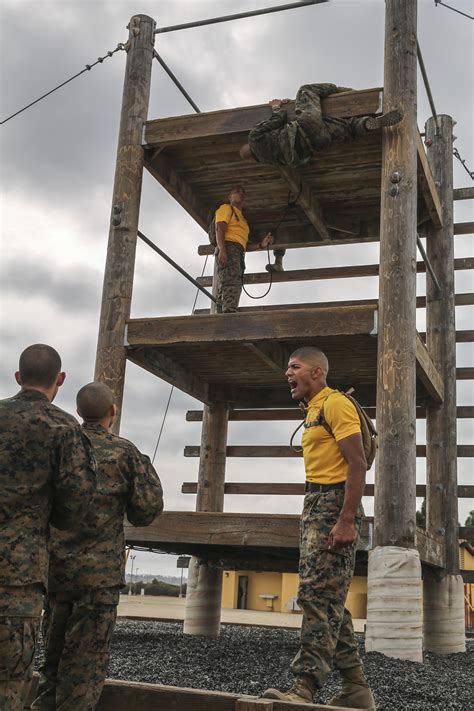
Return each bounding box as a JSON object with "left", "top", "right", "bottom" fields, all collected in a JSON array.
[
  {"left": 215, "top": 204, "right": 249, "bottom": 250},
  {"left": 302, "top": 387, "right": 361, "bottom": 485}
]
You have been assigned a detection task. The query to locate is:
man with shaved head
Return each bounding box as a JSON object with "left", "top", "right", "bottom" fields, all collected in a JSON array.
[
  {"left": 0, "top": 344, "right": 96, "bottom": 711},
  {"left": 263, "top": 347, "right": 375, "bottom": 709},
  {"left": 33, "top": 382, "right": 163, "bottom": 711}
]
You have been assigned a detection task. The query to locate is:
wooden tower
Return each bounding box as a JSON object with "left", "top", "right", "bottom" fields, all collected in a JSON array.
[{"left": 95, "top": 2, "right": 472, "bottom": 659}]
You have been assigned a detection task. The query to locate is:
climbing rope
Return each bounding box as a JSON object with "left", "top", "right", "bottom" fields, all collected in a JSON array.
[
  {"left": 151, "top": 255, "right": 210, "bottom": 463},
  {"left": 1, "top": 43, "right": 126, "bottom": 125}
]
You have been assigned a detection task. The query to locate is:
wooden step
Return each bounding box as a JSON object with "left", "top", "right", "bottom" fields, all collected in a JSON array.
[
  {"left": 183, "top": 445, "right": 473, "bottom": 458},
  {"left": 186, "top": 405, "right": 474, "bottom": 421}
]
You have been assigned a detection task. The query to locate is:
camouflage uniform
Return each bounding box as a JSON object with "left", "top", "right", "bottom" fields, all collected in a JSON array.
[
  {"left": 216, "top": 241, "right": 246, "bottom": 313},
  {"left": 32, "top": 422, "right": 164, "bottom": 711},
  {"left": 248, "top": 83, "right": 371, "bottom": 166},
  {"left": 0, "top": 390, "right": 96, "bottom": 711},
  {"left": 291, "top": 488, "right": 364, "bottom": 685}
]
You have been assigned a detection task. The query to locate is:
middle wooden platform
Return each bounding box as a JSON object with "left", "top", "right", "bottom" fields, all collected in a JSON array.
[{"left": 125, "top": 305, "right": 443, "bottom": 407}]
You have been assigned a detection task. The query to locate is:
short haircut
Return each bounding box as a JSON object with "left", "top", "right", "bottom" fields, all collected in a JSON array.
[
  {"left": 228, "top": 185, "right": 246, "bottom": 197},
  {"left": 76, "top": 382, "right": 114, "bottom": 421},
  {"left": 289, "top": 346, "right": 329, "bottom": 375},
  {"left": 19, "top": 344, "right": 62, "bottom": 387}
]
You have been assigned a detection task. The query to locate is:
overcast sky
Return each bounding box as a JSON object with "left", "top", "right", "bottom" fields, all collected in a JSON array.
[{"left": 1, "top": 0, "right": 473, "bottom": 579}]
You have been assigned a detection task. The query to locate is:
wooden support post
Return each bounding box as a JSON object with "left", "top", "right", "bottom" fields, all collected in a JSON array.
[
  {"left": 184, "top": 401, "right": 229, "bottom": 636},
  {"left": 374, "top": 0, "right": 418, "bottom": 549},
  {"left": 94, "top": 15, "right": 155, "bottom": 430},
  {"left": 367, "top": 0, "right": 422, "bottom": 663},
  {"left": 423, "top": 115, "right": 465, "bottom": 654}
]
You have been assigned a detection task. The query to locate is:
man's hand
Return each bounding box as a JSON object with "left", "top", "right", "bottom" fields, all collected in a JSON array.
[
  {"left": 218, "top": 247, "right": 228, "bottom": 268},
  {"left": 327, "top": 517, "right": 357, "bottom": 550},
  {"left": 260, "top": 232, "right": 274, "bottom": 249}
]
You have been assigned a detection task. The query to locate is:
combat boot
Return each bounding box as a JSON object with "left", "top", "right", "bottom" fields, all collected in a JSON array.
[
  {"left": 262, "top": 675, "right": 315, "bottom": 703},
  {"left": 265, "top": 250, "right": 285, "bottom": 273},
  {"left": 364, "top": 109, "right": 403, "bottom": 131},
  {"left": 327, "top": 666, "right": 376, "bottom": 710}
]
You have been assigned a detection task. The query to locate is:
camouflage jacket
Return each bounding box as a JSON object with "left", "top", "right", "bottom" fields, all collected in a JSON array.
[
  {"left": 0, "top": 390, "right": 96, "bottom": 588},
  {"left": 48, "top": 422, "right": 164, "bottom": 592},
  {"left": 248, "top": 108, "right": 307, "bottom": 166}
]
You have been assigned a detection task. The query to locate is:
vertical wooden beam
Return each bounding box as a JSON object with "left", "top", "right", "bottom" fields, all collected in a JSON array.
[
  {"left": 374, "top": 0, "right": 418, "bottom": 548},
  {"left": 94, "top": 15, "right": 155, "bottom": 430},
  {"left": 425, "top": 115, "right": 459, "bottom": 573},
  {"left": 183, "top": 401, "right": 229, "bottom": 636}
]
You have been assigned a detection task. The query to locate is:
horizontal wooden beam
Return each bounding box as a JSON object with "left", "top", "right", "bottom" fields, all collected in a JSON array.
[
  {"left": 126, "top": 305, "right": 378, "bottom": 348},
  {"left": 184, "top": 445, "right": 474, "bottom": 458},
  {"left": 454, "top": 222, "right": 474, "bottom": 235},
  {"left": 453, "top": 187, "right": 474, "bottom": 200},
  {"left": 196, "top": 257, "right": 473, "bottom": 288},
  {"left": 459, "top": 527, "right": 474, "bottom": 542},
  {"left": 143, "top": 88, "right": 383, "bottom": 146},
  {"left": 417, "top": 133, "right": 443, "bottom": 228},
  {"left": 415, "top": 530, "right": 445, "bottom": 569},
  {"left": 186, "top": 405, "right": 474, "bottom": 421},
  {"left": 194, "top": 292, "right": 474, "bottom": 314},
  {"left": 181, "top": 482, "right": 474, "bottom": 498},
  {"left": 457, "top": 367, "right": 474, "bottom": 380},
  {"left": 415, "top": 334, "right": 444, "bottom": 403}
]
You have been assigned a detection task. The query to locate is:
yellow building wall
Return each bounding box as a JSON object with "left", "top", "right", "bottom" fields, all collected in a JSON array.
[{"left": 222, "top": 571, "right": 368, "bottom": 618}]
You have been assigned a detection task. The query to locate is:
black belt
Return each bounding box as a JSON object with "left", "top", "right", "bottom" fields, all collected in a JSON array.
[{"left": 305, "top": 481, "right": 345, "bottom": 493}]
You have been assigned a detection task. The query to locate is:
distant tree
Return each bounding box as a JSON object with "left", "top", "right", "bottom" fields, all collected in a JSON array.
[
  {"left": 416, "top": 498, "right": 426, "bottom": 528},
  {"left": 465, "top": 510, "right": 474, "bottom": 527}
]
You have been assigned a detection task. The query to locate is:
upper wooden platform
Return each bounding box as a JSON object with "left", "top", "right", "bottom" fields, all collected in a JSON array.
[
  {"left": 143, "top": 88, "right": 442, "bottom": 247},
  {"left": 125, "top": 304, "right": 444, "bottom": 408}
]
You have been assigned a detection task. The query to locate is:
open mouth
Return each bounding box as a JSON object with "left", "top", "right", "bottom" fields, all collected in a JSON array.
[{"left": 288, "top": 379, "right": 297, "bottom": 392}]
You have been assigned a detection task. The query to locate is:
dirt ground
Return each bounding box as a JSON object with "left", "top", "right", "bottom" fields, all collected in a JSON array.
[{"left": 117, "top": 595, "right": 366, "bottom": 631}]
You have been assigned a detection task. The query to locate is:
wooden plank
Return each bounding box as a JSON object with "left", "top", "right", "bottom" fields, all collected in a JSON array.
[
  {"left": 415, "top": 529, "right": 445, "bottom": 568},
  {"left": 145, "top": 151, "right": 208, "bottom": 230},
  {"left": 143, "top": 88, "right": 383, "bottom": 146},
  {"left": 454, "top": 221, "right": 474, "bottom": 234},
  {"left": 194, "top": 292, "right": 474, "bottom": 314},
  {"left": 457, "top": 367, "right": 474, "bottom": 379},
  {"left": 186, "top": 405, "right": 474, "bottom": 421},
  {"left": 453, "top": 187, "right": 474, "bottom": 200},
  {"left": 278, "top": 166, "right": 329, "bottom": 240},
  {"left": 455, "top": 330, "right": 474, "bottom": 342},
  {"left": 181, "top": 482, "right": 474, "bottom": 498},
  {"left": 126, "top": 347, "right": 210, "bottom": 403},
  {"left": 197, "top": 257, "right": 473, "bottom": 287},
  {"left": 126, "top": 305, "right": 377, "bottom": 347},
  {"left": 183, "top": 445, "right": 473, "bottom": 458},
  {"left": 244, "top": 342, "right": 288, "bottom": 375},
  {"left": 459, "top": 527, "right": 474, "bottom": 542},
  {"left": 98, "top": 679, "right": 238, "bottom": 711},
  {"left": 416, "top": 132, "right": 443, "bottom": 228},
  {"left": 236, "top": 700, "right": 274, "bottom": 711},
  {"left": 415, "top": 334, "right": 444, "bottom": 403},
  {"left": 94, "top": 16, "right": 155, "bottom": 432}
]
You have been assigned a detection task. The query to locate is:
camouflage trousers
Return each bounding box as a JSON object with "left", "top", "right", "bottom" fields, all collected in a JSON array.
[
  {"left": 0, "top": 584, "right": 43, "bottom": 711},
  {"left": 295, "top": 83, "right": 369, "bottom": 153},
  {"left": 216, "top": 241, "right": 245, "bottom": 313},
  {"left": 291, "top": 488, "right": 364, "bottom": 687},
  {"left": 32, "top": 588, "right": 119, "bottom": 711}
]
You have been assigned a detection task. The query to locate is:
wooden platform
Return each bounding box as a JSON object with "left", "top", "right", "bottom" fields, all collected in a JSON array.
[
  {"left": 125, "top": 304, "right": 443, "bottom": 407},
  {"left": 125, "top": 511, "right": 446, "bottom": 571},
  {"left": 143, "top": 88, "right": 442, "bottom": 247}
]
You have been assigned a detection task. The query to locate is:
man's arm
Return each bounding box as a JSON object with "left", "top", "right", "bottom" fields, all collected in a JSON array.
[
  {"left": 215, "top": 221, "right": 228, "bottom": 267},
  {"left": 327, "top": 432, "right": 366, "bottom": 550},
  {"left": 126, "top": 448, "right": 164, "bottom": 527},
  {"left": 50, "top": 425, "right": 96, "bottom": 530},
  {"left": 246, "top": 232, "right": 274, "bottom": 252}
]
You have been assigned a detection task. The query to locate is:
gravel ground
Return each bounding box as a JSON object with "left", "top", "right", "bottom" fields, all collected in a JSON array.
[{"left": 35, "top": 619, "right": 473, "bottom": 710}]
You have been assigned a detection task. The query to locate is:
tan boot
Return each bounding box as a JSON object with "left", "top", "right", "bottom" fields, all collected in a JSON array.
[
  {"left": 327, "top": 666, "right": 376, "bottom": 710},
  {"left": 262, "top": 675, "right": 315, "bottom": 703},
  {"left": 365, "top": 109, "right": 403, "bottom": 131}
]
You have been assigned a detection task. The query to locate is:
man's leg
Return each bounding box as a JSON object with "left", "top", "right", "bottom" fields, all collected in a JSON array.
[
  {"left": 32, "top": 596, "right": 71, "bottom": 710},
  {"left": 0, "top": 585, "right": 42, "bottom": 711},
  {"left": 53, "top": 590, "right": 118, "bottom": 710},
  {"left": 263, "top": 490, "right": 359, "bottom": 703},
  {"left": 350, "top": 110, "right": 403, "bottom": 137},
  {"left": 266, "top": 248, "right": 286, "bottom": 273},
  {"left": 295, "top": 84, "right": 337, "bottom": 151},
  {"left": 217, "top": 243, "right": 244, "bottom": 313}
]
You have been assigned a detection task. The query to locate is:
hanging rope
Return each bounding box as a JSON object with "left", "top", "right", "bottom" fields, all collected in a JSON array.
[
  {"left": 151, "top": 255, "right": 210, "bottom": 463},
  {"left": 1, "top": 43, "right": 126, "bottom": 126}
]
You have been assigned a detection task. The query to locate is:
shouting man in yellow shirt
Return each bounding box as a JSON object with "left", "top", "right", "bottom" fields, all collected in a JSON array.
[
  {"left": 214, "top": 185, "right": 273, "bottom": 312},
  {"left": 263, "top": 346, "right": 376, "bottom": 710}
]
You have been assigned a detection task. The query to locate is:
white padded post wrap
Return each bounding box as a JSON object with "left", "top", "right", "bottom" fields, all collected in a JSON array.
[
  {"left": 183, "top": 558, "right": 222, "bottom": 637},
  {"left": 423, "top": 572, "right": 466, "bottom": 654},
  {"left": 366, "top": 546, "right": 423, "bottom": 662}
]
